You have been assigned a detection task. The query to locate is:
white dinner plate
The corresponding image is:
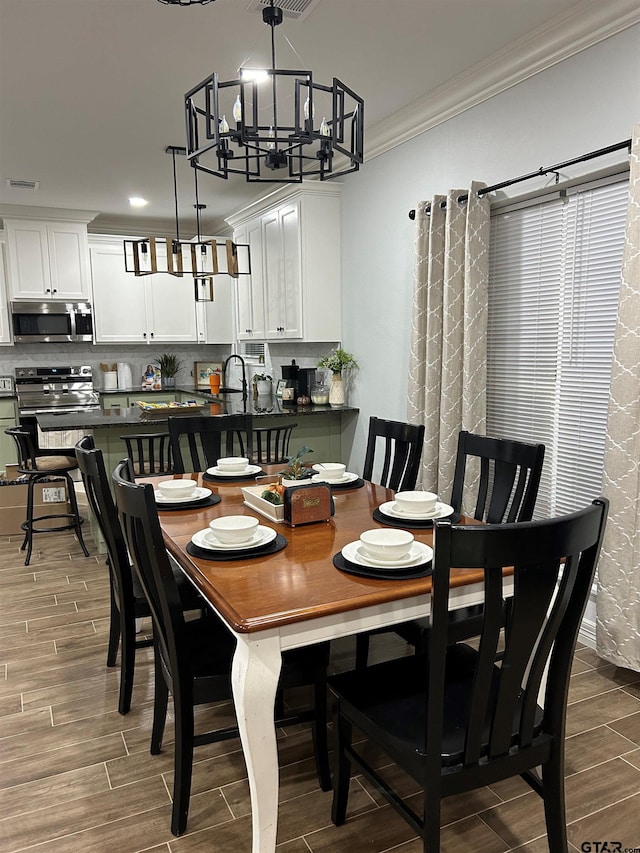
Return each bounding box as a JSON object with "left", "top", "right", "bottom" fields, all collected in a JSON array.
[
  {"left": 154, "top": 486, "right": 211, "bottom": 505},
  {"left": 206, "top": 464, "right": 262, "bottom": 478},
  {"left": 341, "top": 539, "right": 433, "bottom": 569},
  {"left": 311, "top": 471, "right": 359, "bottom": 486},
  {"left": 191, "top": 525, "right": 277, "bottom": 552},
  {"left": 378, "top": 500, "right": 455, "bottom": 521}
]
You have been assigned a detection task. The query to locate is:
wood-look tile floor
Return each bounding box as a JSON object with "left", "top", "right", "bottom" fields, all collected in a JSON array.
[{"left": 2, "top": 529, "right": 640, "bottom": 853}]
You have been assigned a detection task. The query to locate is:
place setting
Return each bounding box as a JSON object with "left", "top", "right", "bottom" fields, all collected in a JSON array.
[
  {"left": 310, "top": 462, "right": 364, "bottom": 490},
  {"left": 373, "top": 490, "right": 457, "bottom": 528},
  {"left": 153, "top": 478, "right": 221, "bottom": 511},
  {"left": 333, "top": 528, "right": 433, "bottom": 580},
  {"left": 203, "top": 456, "right": 264, "bottom": 483},
  {"left": 187, "top": 515, "right": 288, "bottom": 561}
]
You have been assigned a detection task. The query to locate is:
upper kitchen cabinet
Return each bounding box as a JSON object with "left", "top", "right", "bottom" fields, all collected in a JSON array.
[
  {"left": 90, "top": 238, "right": 197, "bottom": 344},
  {"left": 0, "top": 240, "right": 11, "bottom": 344},
  {"left": 227, "top": 183, "right": 341, "bottom": 342},
  {"left": 4, "top": 216, "right": 93, "bottom": 301}
]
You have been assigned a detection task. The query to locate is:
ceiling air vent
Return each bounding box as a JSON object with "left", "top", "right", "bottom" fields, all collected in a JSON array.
[
  {"left": 246, "top": 0, "right": 320, "bottom": 21},
  {"left": 6, "top": 179, "right": 40, "bottom": 190}
]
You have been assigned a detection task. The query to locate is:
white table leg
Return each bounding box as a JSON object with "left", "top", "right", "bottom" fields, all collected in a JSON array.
[{"left": 231, "top": 632, "right": 283, "bottom": 853}]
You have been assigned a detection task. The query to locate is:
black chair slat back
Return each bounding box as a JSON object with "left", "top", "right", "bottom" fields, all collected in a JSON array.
[
  {"left": 363, "top": 417, "right": 425, "bottom": 492},
  {"left": 168, "top": 414, "right": 253, "bottom": 474}
]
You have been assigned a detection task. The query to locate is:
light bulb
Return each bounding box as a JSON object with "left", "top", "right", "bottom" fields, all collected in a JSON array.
[
  {"left": 303, "top": 96, "right": 315, "bottom": 121},
  {"left": 219, "top": 115, "right": 230, "bottom": 134},
  {"left": 320, "top": 117, "right": 330, "bottom": 137},
  {"left": 267, "top": 126, "right": 275, "bottom": 150},
  {"left": 233, "top": 95, "right": 242, "bottom": 123}
]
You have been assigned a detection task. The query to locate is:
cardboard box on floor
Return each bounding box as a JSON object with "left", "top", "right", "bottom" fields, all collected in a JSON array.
[{"left": 0, "top": 468, "right": 69, "bottom": 536}]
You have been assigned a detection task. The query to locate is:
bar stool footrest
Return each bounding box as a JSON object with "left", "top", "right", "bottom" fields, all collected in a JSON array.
[{"left": 22, "top": 513, "right": 86, "bottom": 535}]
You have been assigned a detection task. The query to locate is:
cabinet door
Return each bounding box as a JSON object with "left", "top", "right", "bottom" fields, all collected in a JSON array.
[
  {"left": 0, "top": 243, "right": 11, "bottom": 343},
  {"left": 146, "top": 270, "right": 197, "bottom": 343},
  {"left": 6, "top": 221, "right": 50, "bottom": 299},
  {"left": 90, "top": 243, "right": 148, "bottom": 343},
  {"left": 47, "top": 223, "right": 91, "bottom": 300},
  {"left": 264, "top": 203, "right": 301, "bottom": 340},
  {"left": 198, "top": 276, "right": 234, "bottom": 344},
  {"left": 236, "top": 220, "right": 266, "bottom": 340}
]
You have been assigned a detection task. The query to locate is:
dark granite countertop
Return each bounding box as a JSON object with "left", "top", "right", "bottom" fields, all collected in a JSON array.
[{"left": 37, "top": 396, "right": 358, "bottom": 430}]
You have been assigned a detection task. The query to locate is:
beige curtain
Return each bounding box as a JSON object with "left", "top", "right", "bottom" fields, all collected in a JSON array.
[
  {"left": 596, "top": 125, "right": 640, "bottom": 672},
  {"left": 407, "top": 183, "right": 490, "bottom": 498}
]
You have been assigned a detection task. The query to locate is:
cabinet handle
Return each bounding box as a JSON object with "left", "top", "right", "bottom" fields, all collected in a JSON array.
[
  {"left": 143, "top": 332, "right": 147, "bottom": 338},
  {"left": 52, "top": 289, "right": 57, "bottom": 293},
  {"left": 46, "top": 288, "right": 51, "bottom": 293},
  {"left": 150, "top": 332, "right": 154, "bottom": 338},
  {"left": 246, "top": 328, "right": 252, "bottom": 334}
]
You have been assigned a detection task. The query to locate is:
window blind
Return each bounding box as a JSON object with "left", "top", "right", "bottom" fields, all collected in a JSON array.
[{"left": 487, "top": 177, "right": 627, "bottom": 517}]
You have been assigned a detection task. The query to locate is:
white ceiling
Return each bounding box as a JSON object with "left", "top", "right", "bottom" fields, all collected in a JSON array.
[{"left": 0, "top": 0, "right": 637, "bottom": 235}]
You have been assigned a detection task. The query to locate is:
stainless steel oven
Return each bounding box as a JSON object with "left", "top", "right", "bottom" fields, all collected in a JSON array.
[
  {"left": 11, "top": 301, "right": 93, "bottom": 343},
  {"left": 15, "top": 365, "right": 99, "bottom": 415}
]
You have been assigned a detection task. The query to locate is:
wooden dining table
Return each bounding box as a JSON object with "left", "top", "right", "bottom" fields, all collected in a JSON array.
[{"left": 151, "top": 470, "right": 495, "bottom": 853}]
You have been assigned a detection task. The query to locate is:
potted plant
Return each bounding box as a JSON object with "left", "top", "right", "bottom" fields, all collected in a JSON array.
[
  {"left": 155, "top": 353, "right": 182, "bottom": 389},
  {"left": 280, "top": 445, "right": 314, "bottom": 486},
  {"left": 253, "top": 373, "right": 273, "bottom": 396},
  {"left": 317, "top": 348, "right": 359, "bottom": 407}
]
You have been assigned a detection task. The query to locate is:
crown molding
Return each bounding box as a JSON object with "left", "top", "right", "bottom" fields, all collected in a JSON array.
[
  {"left": 0, "top": 204, "right": 99, "bottom": 224},
  {"left": 364, "top": 0, "right": 640, "bottom": 163}
]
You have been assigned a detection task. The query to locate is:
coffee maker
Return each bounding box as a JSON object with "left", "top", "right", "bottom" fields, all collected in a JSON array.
[
  {"left": 280, "top": 360, "right": 316, "bottom": 404},
  {"left": 281, "top": 360, "right": 299, "bottom": 404}
]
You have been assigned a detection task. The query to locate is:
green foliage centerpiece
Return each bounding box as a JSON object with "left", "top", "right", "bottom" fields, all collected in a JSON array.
[{"left": 317, "top": 348, "right": 358, "bottom": 407}]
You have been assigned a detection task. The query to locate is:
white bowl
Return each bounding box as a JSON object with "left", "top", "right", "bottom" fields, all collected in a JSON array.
[
  {"left": 394, "top": 490, "right": 438, "bottom": 515},
  {"left": 157, "top": 479, "right": 197, "bottom": 500},
  {"left": 359, "top": 528, "right": 414, "bottom": 561},
  {"left": 209, "top": 515, "right": 259, "bottom": 545},
  {"left": 312, "top": 462, "right": 346, "bottom": 480},
  {"left": 216, "top": 456, "right": 250, "bottom": 473}
]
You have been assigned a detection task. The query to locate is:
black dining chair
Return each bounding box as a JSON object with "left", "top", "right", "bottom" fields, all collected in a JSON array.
[
  {"left": 450, "top": 429, "right": 546, "bottom": 524},
  {"left": 112, "top": 458, "right": 332, "bottom": 836},
  {"left": 246, "top": 422, "right": 298, "bottom": 464},
  {"left": 74, "top": 436, "right": 204, "bottom": 715},
  {"left": 168, "top": 414, "right": 253, "bottom": 474},
  {"left": 120, "top": 432, "right": 173, "bottom": 476},
  {"left": 357, "top": 430, "right": 546, "bottom": 667},
  {"left": 330, "top": 498, "right": 609, "bottom": 853},
  {"left": 362, "top": 416, "right": 425, "bottom": 492},
  {"left": 355, "top": 416, "right": 425, "bottom": 666},
  {"left": 5, "top": 424, "right": 90, "bottom": 565}
]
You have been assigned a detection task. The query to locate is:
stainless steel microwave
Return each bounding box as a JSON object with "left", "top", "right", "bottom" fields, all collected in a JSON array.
[{"left": 11, "top": 301, "right": 93, "bottom": 344}]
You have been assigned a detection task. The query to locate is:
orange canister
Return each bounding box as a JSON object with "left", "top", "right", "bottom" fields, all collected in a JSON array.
[{"left": 209, "top": 373, "right": 221, "bottom": 394}]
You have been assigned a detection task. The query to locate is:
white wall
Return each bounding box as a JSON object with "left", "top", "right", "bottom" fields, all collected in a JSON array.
[{"left": 339, "top": 24, "right": 640, "bottom": 474}]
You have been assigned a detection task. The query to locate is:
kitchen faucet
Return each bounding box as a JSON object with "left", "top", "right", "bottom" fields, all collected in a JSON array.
[{"left": 221, "top": 354, "right": 248, "bottom": 399}]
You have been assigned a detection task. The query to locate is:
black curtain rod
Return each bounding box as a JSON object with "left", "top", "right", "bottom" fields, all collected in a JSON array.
[{"left": 408, "top": 138, "right": 632, "bottom": 220}]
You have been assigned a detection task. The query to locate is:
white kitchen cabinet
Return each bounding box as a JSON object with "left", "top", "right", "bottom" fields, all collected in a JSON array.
[
  {"left": 0, "top": 241, "right": 11, "bottom": 344},
  {"left": 195, "top": 275, "right": 234, "bottom": 344},
  {"left": 90, "top": 239, "right": 197, "bottom": 344},
  {"left": 228, "top": 183, "right": 341, "bottom": 343},
  {"left": 5, "top": 218, "right": 91, "bottom": 301},
  {"left": 235, "top": 218, "right": 265, "bottom": 340}
]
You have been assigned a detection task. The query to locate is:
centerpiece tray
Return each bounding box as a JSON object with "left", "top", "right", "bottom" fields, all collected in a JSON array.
[{"left": 135, "top": 401, "right": 204, "bottom": 417}]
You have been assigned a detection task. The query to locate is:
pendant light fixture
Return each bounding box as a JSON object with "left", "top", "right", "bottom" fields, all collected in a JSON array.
[
  {"left": 123, "top": 146, "right": 250, "bottom": 282},
  {"left": 184, "top": 0, "right": 364, "bottom": 183}
]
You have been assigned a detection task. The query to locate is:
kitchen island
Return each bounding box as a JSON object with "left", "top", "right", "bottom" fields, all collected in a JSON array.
[{"left": 37, "top": 392, "right": 359, "bottom": 478}]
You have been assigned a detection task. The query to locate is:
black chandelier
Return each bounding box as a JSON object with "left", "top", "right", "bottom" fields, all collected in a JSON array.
[
  {"left": 184, "top": 0, "right": 364, "bottom": 183},
  {"left": 158, "top": 1, "right": 216, "bottom": 6}
]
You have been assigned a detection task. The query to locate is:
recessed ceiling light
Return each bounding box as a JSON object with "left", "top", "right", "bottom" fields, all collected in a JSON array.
[{"left": 129, "top": 197, "right": 148, "bottom": 207}]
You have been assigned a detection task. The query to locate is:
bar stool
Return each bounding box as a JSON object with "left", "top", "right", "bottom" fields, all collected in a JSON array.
[{"left": 5, "top": 426, "right": 90, "bottom": 565}]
